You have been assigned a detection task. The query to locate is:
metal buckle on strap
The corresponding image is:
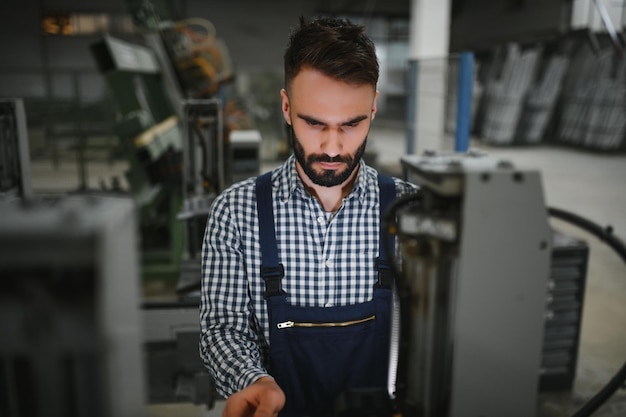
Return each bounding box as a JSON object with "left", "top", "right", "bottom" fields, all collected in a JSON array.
[
  {"left": 375, "top": 257, "right": 393, "bottom": 288},
  {"left": 261, "top": 264, "right": 284, "bottom": 278},
  {"left": 375, "top": 257, "right": 391, "bottom": 271},
  {"left": 261, "top": 264, "right": 285, "bottom": 298},
  {"left": 376, "top": 271, "right": 394, "bottom": 289}
]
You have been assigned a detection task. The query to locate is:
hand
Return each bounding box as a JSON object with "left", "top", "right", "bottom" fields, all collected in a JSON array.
[{"left": 223, "top": 376, "right": 286, "bottom": 417}]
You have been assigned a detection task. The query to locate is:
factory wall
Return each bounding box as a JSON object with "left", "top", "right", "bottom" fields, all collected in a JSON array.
[
  {"left": 0, "top": 0, "right": 406, "bottom": 105},
  {"left": 185, "top": 0, "right": 316, "bottom": 72},
  {"left": 0, "top": 0, "right": 130, "bottom": 119}
]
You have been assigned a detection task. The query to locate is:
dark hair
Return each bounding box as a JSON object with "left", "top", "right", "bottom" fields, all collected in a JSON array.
[{"left": 283, "top": 16, "right": 379, "bottom": 90}]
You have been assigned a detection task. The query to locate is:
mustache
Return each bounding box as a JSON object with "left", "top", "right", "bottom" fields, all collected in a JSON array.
[{"left": 307, "top": 154, "right": 353, "bottom": 164}]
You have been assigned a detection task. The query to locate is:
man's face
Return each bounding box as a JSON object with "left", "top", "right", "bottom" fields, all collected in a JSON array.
[{"left": 281, "top": 67, "right": 378, "bottom": 188}]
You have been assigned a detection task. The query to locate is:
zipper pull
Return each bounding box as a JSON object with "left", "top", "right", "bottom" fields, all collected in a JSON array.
[{"left": 277, "top": 321, "right": 295, "bottom": 329}]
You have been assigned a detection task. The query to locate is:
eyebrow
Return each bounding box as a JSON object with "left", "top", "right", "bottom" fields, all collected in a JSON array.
[{"left": 297, "top": 114, "right": 369, "bottom": 126}]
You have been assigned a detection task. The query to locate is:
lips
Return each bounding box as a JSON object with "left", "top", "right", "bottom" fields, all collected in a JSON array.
[{"left": 318, "top": 161, "right": 345, "bottom": 170}]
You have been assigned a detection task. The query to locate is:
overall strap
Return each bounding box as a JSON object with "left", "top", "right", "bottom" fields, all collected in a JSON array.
[
  {"left": 255, "top": 172, "right": 285, "bottom": 298},
  {"left": 376, "top": 173, "right": 396, "bottom": 288}
]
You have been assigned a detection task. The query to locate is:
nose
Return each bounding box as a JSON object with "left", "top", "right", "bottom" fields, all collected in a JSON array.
[{"left": 321, "top": 128, "right": 342, "bottom": 157}]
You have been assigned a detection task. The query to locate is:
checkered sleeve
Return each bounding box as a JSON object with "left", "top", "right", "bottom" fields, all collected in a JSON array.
[{"left": 198, "top": 184, "right": 269, "bottom": 397}]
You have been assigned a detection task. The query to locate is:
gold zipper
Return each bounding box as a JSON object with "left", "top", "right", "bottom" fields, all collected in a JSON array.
[{"left": 277, "top": 315, "right": 376, "bottom": 329}]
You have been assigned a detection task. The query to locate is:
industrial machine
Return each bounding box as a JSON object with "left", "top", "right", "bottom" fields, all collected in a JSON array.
[
  {"left": 0, "top": 195, "right": 146, "bottom": 417},
  {"left": 140, "top": 98, "right": 227, "bottom": 409},
  {"left": 390, "top": 152, "right": 552, "bottom": 416},
  {"left": 0, "top": 92, "right": 220, "bottom": 412},
  {"left": 353, "top": 150, "right": 623, "bottom": 417},
  {"left": 1, "top": 97, "right": 146, "bottom": 417},
  {"left": 90, "top": 33, "right": 187, "bottom": 283}
]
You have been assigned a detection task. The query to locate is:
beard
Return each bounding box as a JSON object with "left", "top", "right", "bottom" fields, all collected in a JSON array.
[{"left": 289, "top": 124, "right": 367, "bottom": 187}]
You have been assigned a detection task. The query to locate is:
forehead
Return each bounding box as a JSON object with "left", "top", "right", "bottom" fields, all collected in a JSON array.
[{"left": 287, "top": 67, "right": 376, "bottom": 119}]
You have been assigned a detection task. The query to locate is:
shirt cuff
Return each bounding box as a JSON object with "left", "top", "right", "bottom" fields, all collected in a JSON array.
[{"left": 235, "top": 367, "right": 272, "bottom": 391}]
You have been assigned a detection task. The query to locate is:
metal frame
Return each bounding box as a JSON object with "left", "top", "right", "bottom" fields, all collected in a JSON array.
[{"left": 0, "top": 98, "right": 32, "bottom": 200}]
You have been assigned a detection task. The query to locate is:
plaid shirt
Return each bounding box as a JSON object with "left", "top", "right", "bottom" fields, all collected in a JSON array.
[{"left": 199, "top": 154, "right": 416, "bottom": 397}]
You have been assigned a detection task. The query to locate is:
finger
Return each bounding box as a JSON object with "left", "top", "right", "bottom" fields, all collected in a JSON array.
[
  {"left": 223, "top": 396, "right": 254, "bottom": 417},
  {"left": 253, "top": 405, "right": 278, "bottom": 417},
  {"left": 253, "top": 390, "right": 285, "bottom": 417}
]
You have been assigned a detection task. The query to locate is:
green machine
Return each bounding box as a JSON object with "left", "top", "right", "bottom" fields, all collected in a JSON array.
[
  {"left": 91, "top": 34, "right": 186, "bottom": 283},
  {"left": 91, "top": 0, "right": 238, "bottom": 285}
]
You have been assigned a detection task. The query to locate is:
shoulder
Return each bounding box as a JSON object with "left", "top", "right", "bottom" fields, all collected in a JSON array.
[
  {"left": 214, "top": 176, "right": 257, "bottom": 206},
  {"left": 361, "top": 163, "right": 418, "bottom": 197},
  {"left": 210, "top": 160, "right": 286, "bottom": 214},
  {"left": 209, "top": 176, "right": 258, "bottom": 222}
]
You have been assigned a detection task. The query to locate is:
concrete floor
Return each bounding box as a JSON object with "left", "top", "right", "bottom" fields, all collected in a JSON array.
[{"left": 28, "top": 127, "right": 626, "bottom": 417}]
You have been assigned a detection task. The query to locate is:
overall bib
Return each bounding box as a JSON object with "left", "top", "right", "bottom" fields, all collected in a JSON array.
[{"left": 255, "top": 172, "right": 396, "bottom": 417}]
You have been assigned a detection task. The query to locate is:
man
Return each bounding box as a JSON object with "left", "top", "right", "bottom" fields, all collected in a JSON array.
[{"left": 200, "top": 16, "right": 416, "bottom": 417}]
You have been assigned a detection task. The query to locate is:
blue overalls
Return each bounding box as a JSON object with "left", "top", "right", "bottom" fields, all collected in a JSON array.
[{"left": 255, "top": 172, "right": 396, "bottom": 417}]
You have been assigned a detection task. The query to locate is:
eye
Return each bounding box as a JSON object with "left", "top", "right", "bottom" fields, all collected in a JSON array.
[
  {"left": 342, "top": 120, "right": 362, "bottom": 131},
  {"left": 305, "top": 119, "right": 325, "bottom": 129}
]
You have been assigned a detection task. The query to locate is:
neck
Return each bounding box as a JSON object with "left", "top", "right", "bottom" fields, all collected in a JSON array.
[{"left": 296, "top": 163, "right": 359, "bottom": 212}]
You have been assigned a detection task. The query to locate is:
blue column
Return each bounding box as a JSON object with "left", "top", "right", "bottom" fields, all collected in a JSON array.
[
  {"left": 405, "top": 59, "right": 418, "bottom": 155},
  {"left": 455, "top": 52, "right": 474, "bottom": 152}
]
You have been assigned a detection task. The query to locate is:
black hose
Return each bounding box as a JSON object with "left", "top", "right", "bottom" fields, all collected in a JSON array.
[
  {"left": 381, "top": 192, "right": 422, "bottom": 411},
  {"left": 381, "top": 192, "right": 422, "bottom": 283},
  {"left": 548, "top": 207, "right": 626, "bottom": 417}
]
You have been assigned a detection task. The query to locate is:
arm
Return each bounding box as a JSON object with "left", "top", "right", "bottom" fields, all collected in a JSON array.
[{"left": 199, "top": 193, "right": 270, "bottom": 397}]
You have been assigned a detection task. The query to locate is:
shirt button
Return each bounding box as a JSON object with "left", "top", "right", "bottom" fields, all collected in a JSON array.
[
  {"left": 325, "top": 259, "right": 333, "bottom": 267},
  {"left": 317, "top": 216, "right": 325, "bottom": 224},
  {"left": 325, "top": 302, "right": 334, "bottom": 307}
]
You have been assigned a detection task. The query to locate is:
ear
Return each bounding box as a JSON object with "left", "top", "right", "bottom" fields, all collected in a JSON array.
[
  {"left": 280, "top": 89, "right": 292, "bottom": 125},
  {"left": 371, "top": 90, "right": 379, "bottom": 121}
]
